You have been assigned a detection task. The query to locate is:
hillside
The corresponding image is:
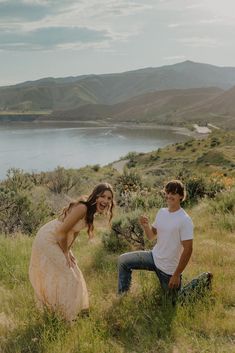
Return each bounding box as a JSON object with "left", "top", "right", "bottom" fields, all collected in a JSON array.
[
  {"left": 209, "top": 86, "right": 235, "bottom": 115},
  {"left": 1, "top": 60, "right": 235, "bottom": 112},
  {"left": 0, "top": 130, "right": 235, "bottom": 353},
  {"left": 123, "top": 130, "right": 235, "bottom": 183},
  {"left": 46, "top": 85, "right": 235, "bottom": 129},
  {"left": 48, "top": 86, "right": 224, "bottom": 126}
]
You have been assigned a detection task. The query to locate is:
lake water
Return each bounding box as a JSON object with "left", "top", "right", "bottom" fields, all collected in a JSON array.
[{"left": 0, "top": 122, "right": 189, "bottom": 179}]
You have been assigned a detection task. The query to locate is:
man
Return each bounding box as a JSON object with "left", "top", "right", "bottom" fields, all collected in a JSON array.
[{"left": 118, "top": 180, "right": 193, "bottom": 299}]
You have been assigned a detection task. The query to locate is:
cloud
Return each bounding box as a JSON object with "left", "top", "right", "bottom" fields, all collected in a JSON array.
[
  {"left": 93, "top": 1, "right": 153, "bottom": 16},
  {"left": 0, "top": 0, "right": 154, "bottom": 51},
  {"left": 178, "top": 37, "right": 219, "bottom": 48},
  {"left": 0, "top": 0, "right": 56, "bottom": 21},
  {"left": 168, "top": 17, "right": 235, "bottom": 29},
  {"left": 0, "top": 26, "right": 110, "bottom": 51},
  {"left": 0, "top": 0, "right": 153, "bottom": 23},
  {"left": 164, "top": 55, "right": 186, "bottom": 61},
  {"left": 168, "top": 23, "right": 181, "bottom": 28}
]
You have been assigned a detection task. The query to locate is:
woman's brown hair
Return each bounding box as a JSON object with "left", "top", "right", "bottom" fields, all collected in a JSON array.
[{"left": 59, "top": 183, "right": 115, "bottom": 237}]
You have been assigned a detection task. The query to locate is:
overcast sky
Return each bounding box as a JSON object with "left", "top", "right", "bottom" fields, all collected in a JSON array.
[{"left": 1, "top": 0, "right": 235, "bottom": 86}]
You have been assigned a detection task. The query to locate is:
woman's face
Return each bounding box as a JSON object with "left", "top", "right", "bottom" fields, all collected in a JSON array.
[{"left": 96, "top": 190, "right": 113, "bottom": 213}]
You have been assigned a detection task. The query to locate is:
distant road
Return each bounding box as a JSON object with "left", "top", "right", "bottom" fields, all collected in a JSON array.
[{"left": 112, "top": 159, "right": 129, "bottom": 173}]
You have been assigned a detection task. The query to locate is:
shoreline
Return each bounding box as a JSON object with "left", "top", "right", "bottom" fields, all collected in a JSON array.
[
  {"left": 0, "top": 119, "right": 204, "bottom": 138},
  {"left": 0, "top": 121, "right": 211, "bottom": 180}
]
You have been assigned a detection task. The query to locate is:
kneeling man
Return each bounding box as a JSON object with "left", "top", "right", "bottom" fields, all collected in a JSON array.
[{"left": 118, "top": 180, "right": 193, "bottom": 300}]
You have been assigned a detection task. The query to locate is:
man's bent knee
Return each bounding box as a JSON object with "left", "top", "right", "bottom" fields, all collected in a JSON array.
[{"left": 118, "top": 253, "right": 130, "bottom": 267}]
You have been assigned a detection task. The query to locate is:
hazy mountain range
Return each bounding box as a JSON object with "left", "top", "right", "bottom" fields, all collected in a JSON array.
[{"left": 1, "top": 60, "right": 235, "bottom": 128}]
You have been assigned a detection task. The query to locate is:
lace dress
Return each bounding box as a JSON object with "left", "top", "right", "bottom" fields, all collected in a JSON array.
[{"left": 29, "top": 218, "right": 89, "bottom": 321}]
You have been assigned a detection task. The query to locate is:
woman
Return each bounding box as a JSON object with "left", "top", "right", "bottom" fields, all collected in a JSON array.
[{"left": 29, "top": 183, "right": 114, "bottom": 322}]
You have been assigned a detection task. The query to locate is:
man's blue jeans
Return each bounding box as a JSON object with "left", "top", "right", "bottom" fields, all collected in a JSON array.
[{"left": 118, "top": 251, "right": 181, "bottom": 297}]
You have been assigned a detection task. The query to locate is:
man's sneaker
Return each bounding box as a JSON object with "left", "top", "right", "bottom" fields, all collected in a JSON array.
[{"left": 178, "top": 272, "right": 213, "bottom": 304}]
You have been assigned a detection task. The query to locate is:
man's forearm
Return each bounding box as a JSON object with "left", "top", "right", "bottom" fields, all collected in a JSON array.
[
  {"left": 143, "top": 225, "right": 156, "bottom": 240},
  {"left": 173, "top": 248, "right": 192, "bottom": 276}
]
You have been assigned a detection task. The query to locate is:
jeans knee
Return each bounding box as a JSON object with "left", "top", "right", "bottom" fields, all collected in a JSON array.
[{"left": 118, "top": 253, "right": 128, "bottom": 269}]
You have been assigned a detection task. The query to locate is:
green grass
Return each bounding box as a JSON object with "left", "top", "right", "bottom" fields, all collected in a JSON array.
[
  {"left": 1, "top": 190, "right": 235, "bottom": 353},
  {"left": 1, "top": 130, "right": 235, "bottom": 352},
  {"left": 130, "top": 130, "right": 235, "bottom": 181}
]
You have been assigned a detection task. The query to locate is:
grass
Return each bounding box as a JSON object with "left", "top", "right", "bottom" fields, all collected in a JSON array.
[
  {"left": 0, "top": 130, "right": 235, "bottom": 352},
  {"left": 1, "top": 189, "right": 235, "bottom": 353},
  {"left": 130, "top": 130, "right": 235, "bottom": 182}
]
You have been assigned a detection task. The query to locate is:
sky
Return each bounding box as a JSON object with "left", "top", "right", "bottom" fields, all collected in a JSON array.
[{"left": 1, "top": 0, "right": 235, "bottom": 86}]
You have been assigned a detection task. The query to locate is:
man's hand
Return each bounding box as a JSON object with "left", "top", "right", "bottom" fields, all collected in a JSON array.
[
  {"left": 139, "top": 215, "right": 157, "bottom": 240},
  {"left": 168, "top": 274, "right": 181, "bottom": 289},
  {"left": 139, "top": 215, "right": 149, "bottom": 227}
]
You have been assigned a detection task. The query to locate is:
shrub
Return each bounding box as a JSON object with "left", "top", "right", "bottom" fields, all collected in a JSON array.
[
  {"left": 122, "top": 151, "right": 139, "bottom": 160},
  {"left": 45, "top": 166, "right": 80, "bottom": 194},
  {"left": 209, "top": 190, "right": 235, "bottom": 214},
  {"left": 150, "top": 153, "right": 160, "bottom": 161},
  {"left": 91, "top": 164, "right": 100, "bottom": 172},
  {"left": 209, "top": 190, "right": 235, "bottom": 232},
  {"left": 122, "top": 152, "right": 138, "bottom": 168},
  {"left": 174, "top": 173, "right": 225, "bottom": 206},
  {"left": 196, "top": 151, "right": 230, "bottom": 166},
  {"left": 184, "top": 140, "right": 193, "bottom": 147},
  {"left": 146, "top": 193, "right": 164, "bottom": 209},
  {"left": 126, "top": 159, "right": 137, "bottom": 168},
  {"left": 128, "top": 191, "right": 164, "bottom": 211},
  {"left": 3, "top": 168, "right": 33, "bottom": 192},
  {"left": 102, "top": 213, "right": 145, "bottom": 252},
  {"left": 176, "top": 145, "right": 186, "bottom": 151},
  {"left": 0, "top": 186, "right": 50, "bottom": 235},
  {"left": 115, "top": 170, "right": 143, "bottom": 209},
  {"left": 210, "top": 137, "right": 220, "bottom": 147}
]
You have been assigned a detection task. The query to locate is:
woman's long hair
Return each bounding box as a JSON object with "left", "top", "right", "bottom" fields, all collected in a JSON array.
[{"left": 59, "top": 183, "right": 115, "bottom": 237}]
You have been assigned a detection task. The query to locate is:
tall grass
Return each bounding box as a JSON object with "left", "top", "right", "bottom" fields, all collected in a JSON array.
[{"left": 1, "top": 192, "right": 235, "bottom": 352}]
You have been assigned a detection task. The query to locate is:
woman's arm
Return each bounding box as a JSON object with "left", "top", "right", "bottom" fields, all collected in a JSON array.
[{"left": 57, "top": 203, "right": 87, "bottom": 254}]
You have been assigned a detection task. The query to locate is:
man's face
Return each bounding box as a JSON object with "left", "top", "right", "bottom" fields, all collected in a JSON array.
[{"left": 165, "top": 192, "right": 182, "bottom": 208}]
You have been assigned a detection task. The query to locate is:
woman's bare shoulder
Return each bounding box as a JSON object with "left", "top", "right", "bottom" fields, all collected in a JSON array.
[{"left": 73, "top": 202, "right": 87, "bottom": 213}]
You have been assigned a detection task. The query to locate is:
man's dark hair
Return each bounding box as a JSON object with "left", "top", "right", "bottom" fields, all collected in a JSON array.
[{"left": 164, "top": 180, "right": 186, "bottom": 201}]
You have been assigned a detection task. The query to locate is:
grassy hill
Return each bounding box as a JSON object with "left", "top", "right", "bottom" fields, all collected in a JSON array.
[
  {"left": 1, "top": 85, "right": 235, "bottom": 129},
  {"left": 48, "top": 87, "right": 225, "bottom": 126},
  {"left": 0, "top": 130, "right": 235, "bottom": 353}
]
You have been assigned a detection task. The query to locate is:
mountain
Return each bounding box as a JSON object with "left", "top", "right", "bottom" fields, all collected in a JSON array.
[
  {"left": 204, "top": 86, "right": 235, "bottom": 115},
  {"left": 172, "top": 85, "right": 235, "bottom": 128},
  {"left": 1, "top": 61, "right": 235, "bottom": 112},
  {"left": 47, "top": 87, "right": 223, "bottom": 125},
  {"left": 47, "top": 85, "right": 235, "bottom": 129}
]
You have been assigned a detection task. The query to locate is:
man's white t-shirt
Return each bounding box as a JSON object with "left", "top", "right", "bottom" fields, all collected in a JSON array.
[{"left": 151, "top": 207, "right": 193, "bottom": 275}]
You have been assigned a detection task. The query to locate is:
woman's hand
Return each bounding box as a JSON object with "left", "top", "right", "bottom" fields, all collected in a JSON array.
[
  {"left": 64, "top": 250, "right": 73, "bottom": 268},
  {"left": 57, "top": 237, "right": 72, "bottom": 267},
  {"left": 64, "top": 250, "right": 77, "bottom": 268},
  {"left": 69, "top": 251, "right": 77, "bottom": 267}
]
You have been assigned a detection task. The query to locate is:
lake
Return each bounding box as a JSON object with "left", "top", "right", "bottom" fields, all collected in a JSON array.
[{"left": 0, "top": 122, "right": 189, "bottom": 179}]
